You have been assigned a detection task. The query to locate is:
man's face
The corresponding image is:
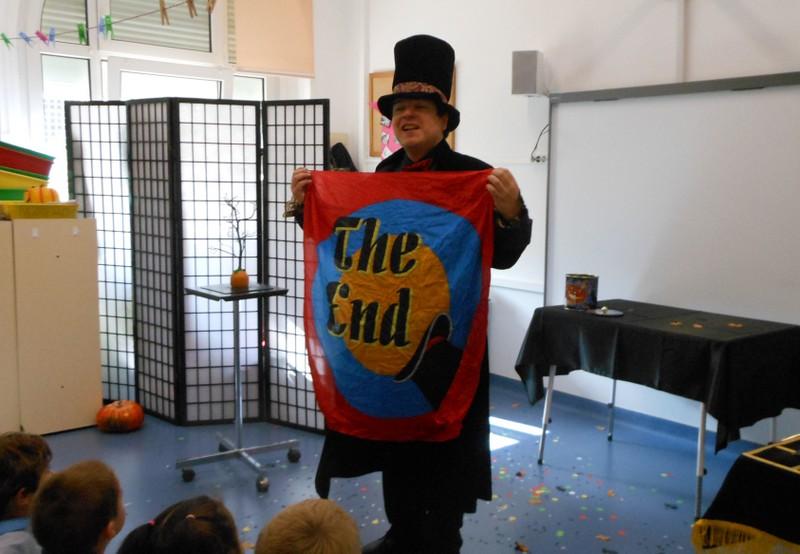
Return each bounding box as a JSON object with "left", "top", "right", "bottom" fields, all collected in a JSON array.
[{"left": 391, "top": 98, "right": 448, "bottom": 159}]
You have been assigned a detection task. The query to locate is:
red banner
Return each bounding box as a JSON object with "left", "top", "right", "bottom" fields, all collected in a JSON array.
[{"left": 304, "top": 170, "right": 494, "bottom": 441}]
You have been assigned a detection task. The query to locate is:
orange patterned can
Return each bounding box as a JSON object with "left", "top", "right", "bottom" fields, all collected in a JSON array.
[{"left": 565, "top": 274, "right": 598, "bottom": 310}]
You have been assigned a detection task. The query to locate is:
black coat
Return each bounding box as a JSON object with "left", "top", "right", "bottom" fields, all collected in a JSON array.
[{"left": 314, "top": 140, "right": 532, "bottom": 513}]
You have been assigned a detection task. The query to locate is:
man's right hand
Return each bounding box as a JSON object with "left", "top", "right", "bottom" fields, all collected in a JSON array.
[{"left": 291, "top": 167, "right": 312, "bottom": 204}]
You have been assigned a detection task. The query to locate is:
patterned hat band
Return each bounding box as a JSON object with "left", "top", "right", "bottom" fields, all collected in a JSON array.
[{"left": 392, "top": 82, "right": 448, "bottom": 103}]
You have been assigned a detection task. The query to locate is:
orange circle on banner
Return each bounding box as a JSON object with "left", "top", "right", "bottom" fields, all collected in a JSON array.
[{"left": 332, "top": 238, "right": 450, "bottom": 376}]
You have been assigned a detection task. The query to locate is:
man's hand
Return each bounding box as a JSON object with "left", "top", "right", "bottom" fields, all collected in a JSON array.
[
  {"left": 291, "top": 167, "right": 312, "bottom": 204},
  {"left": 487, "top": 168, "right": 523, "bottom": 221}
]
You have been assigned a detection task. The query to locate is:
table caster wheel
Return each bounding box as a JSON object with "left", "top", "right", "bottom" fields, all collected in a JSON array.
[
  {"left": 287, "top": 448, "right": 301, "bottom": 463},
  {"left": 256, "top": 475, "right": 269, "bottom": 493},
  {"left": 181, "top": 468, "right": 195, "bottom": 482},
  {"left": 218, "top": 443, "right": 229, "bottom": 452}
]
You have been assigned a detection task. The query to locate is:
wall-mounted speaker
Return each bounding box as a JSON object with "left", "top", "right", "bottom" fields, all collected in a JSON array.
[{"left": 512, "top": 50, "right": 545, "bottom": 96}]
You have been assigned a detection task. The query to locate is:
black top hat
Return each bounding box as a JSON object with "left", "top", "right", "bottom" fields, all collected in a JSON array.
[{"left": 377, "top": 35, "right": 460, "bottom": 133}]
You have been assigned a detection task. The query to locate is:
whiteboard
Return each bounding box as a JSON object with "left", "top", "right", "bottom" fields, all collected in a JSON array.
[{"left": 546, "top": 83, "right": 800, "bottom": 324}]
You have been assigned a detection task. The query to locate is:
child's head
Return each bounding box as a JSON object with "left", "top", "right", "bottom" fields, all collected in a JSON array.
[
  {"left": 118, "top": 495, "right": 240, "bottom": 554},
  {"left": 0, "top": 431, "right": 52, "bottom": 519},
  {"left": 256, "top": 499, "right": 360, "bottom": 554},
  {"left": 31, "top": 460, "right": 125, "bottom": 554}
]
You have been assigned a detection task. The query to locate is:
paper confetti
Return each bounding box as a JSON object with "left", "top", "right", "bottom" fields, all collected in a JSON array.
[
  {"left": 596, "top": 534, "right": 611, "bottom": 542},
  {"left": 514, "top": 541, "right": 530, "bottom": 552}
]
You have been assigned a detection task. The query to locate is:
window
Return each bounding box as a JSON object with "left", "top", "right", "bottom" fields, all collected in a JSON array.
[
  {"left": 41, "top": 54, "right": 92, "bottom": 198},
  {"left": 109, "top": 0, "right": 211, "bottom": 52},
  {"left": 233, "top": 75, "right": 266, "bottom": 101},
  {"left": 41, "top": 0, "right": 89, "bottom": 46},
  {"left": 119, "top": 71, "right": 222, "bottom": 100}
]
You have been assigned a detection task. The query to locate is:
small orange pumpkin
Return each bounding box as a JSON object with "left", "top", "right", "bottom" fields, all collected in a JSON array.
[
  {"left": 230, "top": 269, "right": 249, "bottom": 289},
  {"left": 24, "top": 186, "right": 59, "bottom": 203},
  {"left": 96, "top": 400, "right": 145, "bottom": 433}
]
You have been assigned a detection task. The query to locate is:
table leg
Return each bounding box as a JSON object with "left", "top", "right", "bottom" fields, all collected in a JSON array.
[
  {"left": 233, "top": 300, "right": 243, "bottom": 449},
  {"left": 537, "top": 364, "right": 556, "bottom": 465},
  {"left": 607, "top": 378, "right": 617, "bottom": 442},
  {"left": 695, "top": 402, "right": 707, "bottom": 520}
]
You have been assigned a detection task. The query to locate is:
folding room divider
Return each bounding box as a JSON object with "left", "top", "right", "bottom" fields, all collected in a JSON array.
[{"left": 66, "top": 98, "right": 329, "bottom": 431}]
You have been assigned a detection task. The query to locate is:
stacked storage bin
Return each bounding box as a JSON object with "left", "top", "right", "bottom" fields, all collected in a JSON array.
[{"left": 0, "top": 141, "right": 75, "bottom": 218}]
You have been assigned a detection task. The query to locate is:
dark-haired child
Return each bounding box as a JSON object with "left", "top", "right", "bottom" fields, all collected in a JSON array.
[
  {"left": 31, "top": 460, "right": 125, "bottom": 554},
  {"left": 118, "top": 495, "right": 241, "bottom": 554},
  {"left": 0, "top": 432, "right": 52, "bottom": 554},
  {"left": 256, "top": 498, "right": 360, "bottom": 554}
]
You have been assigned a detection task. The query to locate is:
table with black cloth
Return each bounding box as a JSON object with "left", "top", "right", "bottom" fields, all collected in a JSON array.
[
  {"left": 692, "top": 435, "right": 800, "bottom": 552},
  {"left": 514, "top": 299, "right": 800, "bottom": 518}
]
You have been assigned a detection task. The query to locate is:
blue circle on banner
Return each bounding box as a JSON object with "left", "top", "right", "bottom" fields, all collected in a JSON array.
[{"left": 312, "top": 199, "right": 482, "bottom": 418}]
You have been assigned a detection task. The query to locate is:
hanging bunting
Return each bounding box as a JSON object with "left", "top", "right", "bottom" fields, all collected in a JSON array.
[
  {"left": 104, "top": 15, "right": 114, "bottom": 39},
  {"left": 160, "top": 0, "right": 170, "bottom": 25},
  {"left": 1, "top": 0, "right": 214, "bottom": 52},
  {"left": 77, "top": 23, "right": 88, "bottom": 45}
]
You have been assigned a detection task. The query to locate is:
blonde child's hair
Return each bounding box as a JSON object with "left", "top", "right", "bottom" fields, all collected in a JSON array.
[{"left": 256, "top": 499, "right": 360, "bottom": 554}]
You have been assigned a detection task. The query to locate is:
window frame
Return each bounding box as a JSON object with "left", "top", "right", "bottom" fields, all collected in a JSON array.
[{"left": 107, "top": 57, "right": 234, "bottom": 100}]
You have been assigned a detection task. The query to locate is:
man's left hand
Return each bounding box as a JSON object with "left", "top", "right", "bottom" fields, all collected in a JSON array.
[{"left": 487, "top": 168, "right": 523, "bottom": 221}]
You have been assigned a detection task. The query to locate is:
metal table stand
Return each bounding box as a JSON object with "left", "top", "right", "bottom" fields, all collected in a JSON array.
[{"left": 176, "top": 283, "right": 300, "bottom": 492}]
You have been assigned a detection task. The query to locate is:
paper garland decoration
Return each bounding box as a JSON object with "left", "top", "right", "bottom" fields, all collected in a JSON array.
[{"left": 1, "top": 0, "right": 217, "bottom": 48}]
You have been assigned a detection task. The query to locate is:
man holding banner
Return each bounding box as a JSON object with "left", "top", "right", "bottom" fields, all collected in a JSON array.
[{"left": 290, "top": 35, "right": 532, "bottom": 554}]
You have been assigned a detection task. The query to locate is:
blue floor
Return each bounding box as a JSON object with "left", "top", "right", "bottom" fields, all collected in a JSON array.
[{"left": 43, "top": 375, "right": 754, "bottom": 553}]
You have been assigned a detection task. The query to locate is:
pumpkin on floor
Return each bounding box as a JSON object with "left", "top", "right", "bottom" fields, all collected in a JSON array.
[{"left": 96, "top": 400, "right": 145, "bottom": 433}]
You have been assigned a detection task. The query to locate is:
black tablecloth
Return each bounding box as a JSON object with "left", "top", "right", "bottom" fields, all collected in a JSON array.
[
  {"left": 515, "top": 299, "right": 800, "bottom": 452},
  {"left": 699, "top": 447, "right": 800, "bottom": 545}
]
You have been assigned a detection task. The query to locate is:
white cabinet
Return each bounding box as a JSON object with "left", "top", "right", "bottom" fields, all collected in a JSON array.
[{"left": 0, "top": 219, "right": 102, "bottom": 434}]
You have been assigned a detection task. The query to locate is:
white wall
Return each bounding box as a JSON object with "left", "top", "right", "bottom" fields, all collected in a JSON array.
[{"left": 310, "top": 0, "right": 365, "bottom": 157}]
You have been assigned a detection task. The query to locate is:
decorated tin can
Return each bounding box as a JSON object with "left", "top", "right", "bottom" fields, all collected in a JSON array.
[{"left": 565, "top": 274, "right": 598, "bottom": 310}]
